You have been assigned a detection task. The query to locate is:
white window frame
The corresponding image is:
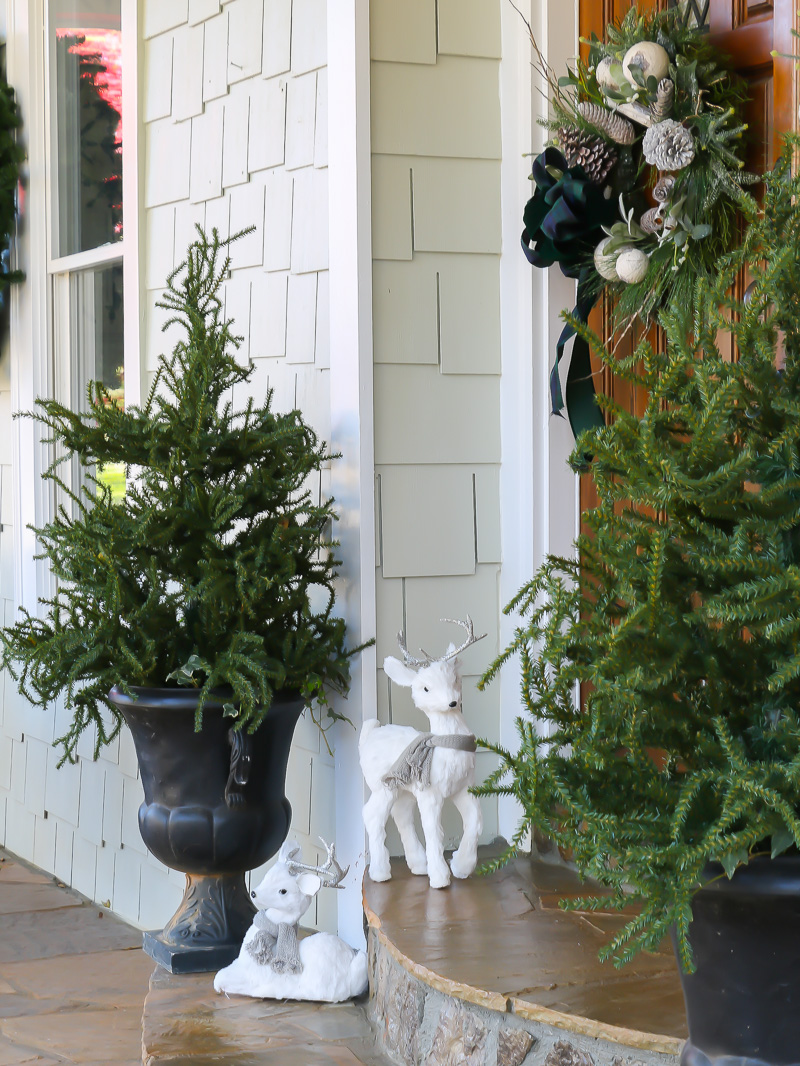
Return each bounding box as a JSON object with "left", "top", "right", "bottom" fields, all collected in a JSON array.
[{"left": 6, "top": 0, "right": 140, "bottom": 615}]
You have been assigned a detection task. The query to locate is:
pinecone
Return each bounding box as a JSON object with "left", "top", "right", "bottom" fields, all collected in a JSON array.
[
  {"left": 577, "top": 101, "right": 636, "bottom": 145},
  {"left": 642, "top": 119, "right": 695, "bottom": 170},
  {"left": 558, "top": 126, "right": 618, "bottom": 185},
  {"left": 649, "top": 78, "right": 674, "bottom": 123}
]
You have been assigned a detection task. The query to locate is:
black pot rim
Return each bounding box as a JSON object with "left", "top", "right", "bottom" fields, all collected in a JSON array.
[
  {"left": 700, "top": 853, "right": 800, "bottom": 897},
  {"left": 108, "top": 684, "right": 305, "bottom": 715}
]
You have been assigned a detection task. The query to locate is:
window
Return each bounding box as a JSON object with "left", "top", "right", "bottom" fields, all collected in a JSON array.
[{"left": 47, "top": 0, "right": 127, "bottom": 499}]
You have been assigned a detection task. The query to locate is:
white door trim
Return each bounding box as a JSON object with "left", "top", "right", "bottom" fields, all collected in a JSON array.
[
  {"left": 497, "top": 0, "right": 581, "bottom": 842},
  {"left": 327, "top": 0, "right": 376, "bottom": 948}
]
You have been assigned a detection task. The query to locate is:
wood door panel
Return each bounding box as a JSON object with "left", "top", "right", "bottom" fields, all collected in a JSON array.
[{"left": 577, "top": 0, "right": 795, "bottom": 526}]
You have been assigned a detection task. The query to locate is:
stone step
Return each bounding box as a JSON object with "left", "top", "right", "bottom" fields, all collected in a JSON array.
[
  {"left": 142, "top": 965, "right": 393, "bottom": 1065},
  {"left": 363, "top": 852, "right": 687, "bottom": 1066}
]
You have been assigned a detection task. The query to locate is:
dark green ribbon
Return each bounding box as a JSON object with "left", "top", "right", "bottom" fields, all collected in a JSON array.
[{"left": 521, "top": 148, "right": 616, "bottom": 440}]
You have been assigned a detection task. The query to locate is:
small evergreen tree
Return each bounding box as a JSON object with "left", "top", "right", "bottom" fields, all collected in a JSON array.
[
  {"left": 479, "top": 141, "right": 800, "bottom": 971},
  {"left": 1, "top": 229, "right": 360, "bottom": 763}
]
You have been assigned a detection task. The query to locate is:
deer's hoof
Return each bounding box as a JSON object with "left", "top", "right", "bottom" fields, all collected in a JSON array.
[
  {"left": 428, "top": 870, "right": 451, "bottom": 889},
  {"left": 369, "top": 864, "right": 392, "bottom": 882},
  {"left": 406, "top": 858, "right": 428, "bottom": 876},
  {"left": 450, "top": 855, "right": 476, "bottom": 879}
]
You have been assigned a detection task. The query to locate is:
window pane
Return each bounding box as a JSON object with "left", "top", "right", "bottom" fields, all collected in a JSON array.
[
  {"left": 50, "top": 0, "right": 122, "bottom": 257},
  {"left": 65, "top": 262, "right": 125, "bottom": 500}
]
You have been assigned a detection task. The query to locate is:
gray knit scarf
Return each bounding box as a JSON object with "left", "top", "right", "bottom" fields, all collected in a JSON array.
[
  {"left": 382, "top": 732, "right": 477, "bottom": 790},
  {"left": 246, "top": 911, "right": 303, "bottom": 974}
]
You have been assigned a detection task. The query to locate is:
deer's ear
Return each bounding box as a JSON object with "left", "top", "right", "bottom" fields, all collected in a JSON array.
[
  {"left": 384, "top": 656, "right": 416, "bottom": 687},
  {"left": 445, "top": 643, "right": 457, "bottom": 658},
  {"left": 279, "top": 839, "right": 301, "bottom": 863},
  {"left": 297, "top": 873, "right": 322, "bottom": 897}
]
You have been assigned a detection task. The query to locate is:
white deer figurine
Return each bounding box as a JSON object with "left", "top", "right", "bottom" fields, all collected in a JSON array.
[
  {"left": 214, "top": 839, "right": 368, "bottom": 1002},
  {"left": 360, "top": 617, "right": 485, "bottom": 889}
]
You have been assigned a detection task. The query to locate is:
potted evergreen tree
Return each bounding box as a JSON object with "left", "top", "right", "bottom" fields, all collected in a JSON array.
[
  {"left": 478, "top": 144, "right": 800, "bottom": 1064},
  {"left": 1, "top": 229, "right": 364, "bottom": 972}
]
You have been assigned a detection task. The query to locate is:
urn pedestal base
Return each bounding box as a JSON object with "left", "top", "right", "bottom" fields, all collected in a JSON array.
[{"left": 143, "top": 872, "right": 256, "bottom": 974}]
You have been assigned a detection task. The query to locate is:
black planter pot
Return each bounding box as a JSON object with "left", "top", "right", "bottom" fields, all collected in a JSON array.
[
  {"left": 676, "top": 855, "right": 800, "bottom": 1066},
  {"left": 109, "top": 685, "right": 304, "bottom": 974}
]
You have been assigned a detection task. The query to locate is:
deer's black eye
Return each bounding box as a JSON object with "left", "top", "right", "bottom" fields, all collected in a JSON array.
[
  {"left": 279, "top": 888, "right": 287, "bottom": 895},
  {"left": 424, "top": 686, "right": 428, "bottom": 692}
]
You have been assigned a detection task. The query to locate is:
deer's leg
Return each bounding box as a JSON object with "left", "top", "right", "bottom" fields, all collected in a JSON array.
[
  {"left": 363, "top": 787, "right": 395, "bottom": 882},
  {"left": 391, "top": 790, "right": 427, "bottom": 876},
  {"left": 416, "top": 788, "right": 450, "bottom": 889},
  {"left": 449, "top": 788, "right": 483, "bottom": 879}
]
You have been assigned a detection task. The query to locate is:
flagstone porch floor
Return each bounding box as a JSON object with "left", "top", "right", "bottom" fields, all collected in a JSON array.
[
  {"left": 0, "top": 848, "right": 388, "bottom": 1066},
  {"left": 0, "top": 843, "right": 690, "bottom": 1066}
]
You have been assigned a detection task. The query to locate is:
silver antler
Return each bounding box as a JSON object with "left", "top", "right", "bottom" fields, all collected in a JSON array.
[
  {"left": 397, "top": 616, "right": 487, "bottom": 668},
  {"left": 285, "top": 838, "right": 349, "bottom": 890},
  {"left": 438, "top": 616, "right": 487, "bottom": 662},
  {"left": 397, "top": 630, "right": 434, "bottom": 669}
]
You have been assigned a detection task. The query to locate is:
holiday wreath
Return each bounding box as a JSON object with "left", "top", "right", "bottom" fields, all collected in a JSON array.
[{"left": 523, "top": 7, "right": 752, "bottom": 436}]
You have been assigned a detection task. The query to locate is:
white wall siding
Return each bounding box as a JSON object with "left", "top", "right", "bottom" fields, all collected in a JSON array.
[
  {"left": 370, "top": 0, "right": 503, "bottom": 851},
  {"left": 0, "top": 0, "right": 336, "bottom": 936}
]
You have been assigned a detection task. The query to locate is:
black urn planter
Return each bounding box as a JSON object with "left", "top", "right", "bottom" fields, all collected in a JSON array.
[
  {"left": 109, "top": 685, "right": 304, "bottom": 974},
  {"left": 676, "top": 855, "right": 800, "bottom": 1066}
]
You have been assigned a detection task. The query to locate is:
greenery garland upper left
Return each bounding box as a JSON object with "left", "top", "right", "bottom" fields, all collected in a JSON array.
[{"left": 0, "top": 74, "right": 24, "bottom": 296}]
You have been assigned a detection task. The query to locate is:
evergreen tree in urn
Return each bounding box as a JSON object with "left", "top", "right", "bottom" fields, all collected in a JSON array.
[
  {"left": 478, "top": 142, "right": 800, "bottom": 979},
  {"left": 1, "top": 228, "right": 362, "bottom": 764}
]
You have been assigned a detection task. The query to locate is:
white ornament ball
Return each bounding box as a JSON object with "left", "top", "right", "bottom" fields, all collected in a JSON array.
[
  {"left": 616, "top": 246, "right": 650, "bottom": 284},
  {"left": 596, "top": 57, "right": 622, "bottom": 93},
  {"left": 622, "top": 41, "right": 670, "bottom": 87},
  {"left": 594, "top": 238, "right": 620, "bottom": 281}
]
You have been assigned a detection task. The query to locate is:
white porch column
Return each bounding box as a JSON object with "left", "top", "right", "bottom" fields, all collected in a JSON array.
[
  {"left": 497, "top": 0, "right": 581, "bottom": 843},
  {"left": 327, "top": 0, "right": 377, "bottom": 947}
]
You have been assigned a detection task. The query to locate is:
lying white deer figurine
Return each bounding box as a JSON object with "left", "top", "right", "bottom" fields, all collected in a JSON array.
[
  {"left": 214, "top": 839, "right": 368, "bottom": 1002},
  {"left": 360, "top": 617, "right": 485, "bottom": 889}
]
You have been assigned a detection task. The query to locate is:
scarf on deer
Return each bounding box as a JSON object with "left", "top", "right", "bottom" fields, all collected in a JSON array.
[
  {"left": 246, "top": 911, "right": 303, "bottom": 973},
  {"left": 382, "top": 732, "right": 477, "bottom": 790}
]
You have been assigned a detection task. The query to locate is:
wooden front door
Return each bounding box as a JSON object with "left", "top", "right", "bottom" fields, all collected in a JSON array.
[{"left": 577, "top": 0, "right": 798, "bottom": 519}]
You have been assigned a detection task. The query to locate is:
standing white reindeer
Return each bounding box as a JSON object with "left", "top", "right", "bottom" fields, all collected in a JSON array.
[
  {"left": 214, "top": 839, "right": 368, "bottom": 1002},
  {"left": 360, "top": 617, "right": 485, "bottom": 889}
]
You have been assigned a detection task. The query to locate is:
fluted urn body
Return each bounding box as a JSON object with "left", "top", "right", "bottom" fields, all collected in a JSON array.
[{"left": 110, "top": 685, "right": 304, "bottom": 973}]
